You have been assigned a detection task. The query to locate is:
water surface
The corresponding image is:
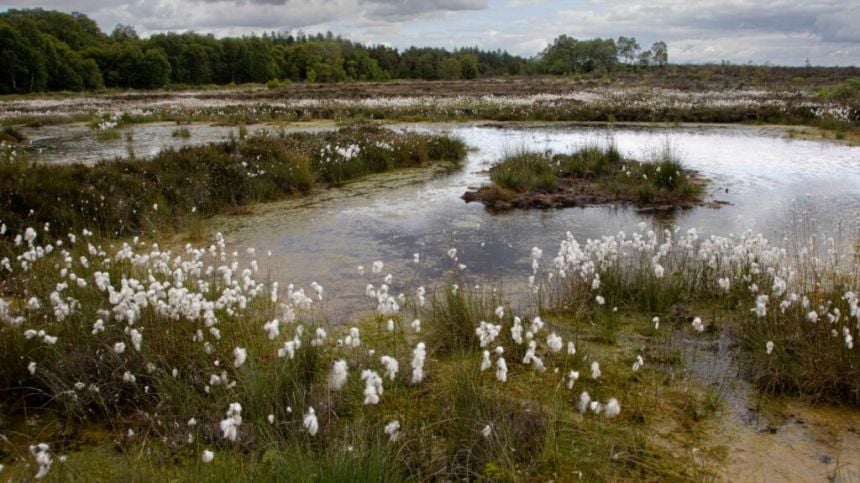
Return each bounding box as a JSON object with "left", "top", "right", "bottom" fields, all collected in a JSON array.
[{"left": 207, "top": 123, "right": 860, "bottom": 322}]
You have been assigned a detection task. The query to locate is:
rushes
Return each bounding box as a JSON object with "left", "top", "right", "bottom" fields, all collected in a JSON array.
[
  {"left": 482, "top": 141, "right": 703, "bottom": 207},
  {"left": 489, "top": 150, "right": 558, "bottom": 192}
]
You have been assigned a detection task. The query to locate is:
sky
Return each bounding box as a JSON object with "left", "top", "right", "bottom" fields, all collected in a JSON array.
[{"left": 4, "top": 0, "right": 860, "bottom": 66}]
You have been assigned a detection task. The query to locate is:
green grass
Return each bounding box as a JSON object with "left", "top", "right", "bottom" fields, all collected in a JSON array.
[
  {"left": 489, "top": 150, "right": 558, "bottom": 192},
  {"left": 0, "top": 231, "right": 723, "bottom": 481},
  {"left": 484, "top": 143, "right": 704, "bottom": 206},
  {"left": 172, "top": 126, "right": 192, "bottom": 138}
]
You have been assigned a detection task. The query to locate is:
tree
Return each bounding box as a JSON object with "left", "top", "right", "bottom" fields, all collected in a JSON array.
[
  {"left": 438, "top": 57, "right": 461, "bottom": 80},
  {"left": 136, "top": 48, "right": 171, "bottom": 88},
  {"left": 459, "top": 54, "right": 479, "bottom": 79},
  {"left": 539, "top": 35, "right": 618, "bottom": 74},
  {"left": 650, "top": 41, "right": 668, "bottom": 67},
  {"left": 111, "top": 24, "right": 138, "bottom": 42},
  {"left": 616, "top": 36, "right": 640, "bottom": 65}
]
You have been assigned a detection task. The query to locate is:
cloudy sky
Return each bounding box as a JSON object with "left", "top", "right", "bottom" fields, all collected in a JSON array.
[{"left": 5, "top": 0, "right": 860, "bottom": 65}]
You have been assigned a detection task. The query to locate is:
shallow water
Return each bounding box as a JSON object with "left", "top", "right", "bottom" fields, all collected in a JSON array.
[
  {"left": 18, "top": 121, "right": 326, "bottom": 165},
  {"left": 203, "top": 123, "right": 860, "bottom": 323}
]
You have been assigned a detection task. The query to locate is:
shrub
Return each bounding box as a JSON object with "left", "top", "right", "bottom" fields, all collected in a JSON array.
[{"left": 0, "top": 126, "right": 26, "bottom": 143}]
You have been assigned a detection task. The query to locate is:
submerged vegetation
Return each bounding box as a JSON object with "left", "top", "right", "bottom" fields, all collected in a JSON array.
[
  {"left": 0, "top": 125, "right": 466, "bottom": 239},
  {"left": 465, "top": 144, "right": 705, "bottom": 210}
]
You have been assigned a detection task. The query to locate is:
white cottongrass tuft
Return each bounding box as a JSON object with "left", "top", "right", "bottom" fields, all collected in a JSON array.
[
  {"left": 384, "top": 420, "right": 401, "bottom": 442},
  {"left": 633, "top": 355, "right": 644, "bottom": 372},
  {"left": 303, "top": 407, "right": 319, "bottom": 436},
  {"left": 30, "top": 443, "right": 53, "bottom": 479},
  {"left": 495, "top": 356, "right": 508, "bottom": 382},
  {"left": 605, "top": 398, "right": 621, "bottom": 418},
  {"left": 590, "top": 361, "right": 601, "bottom": 379},
  {"left": 766, "top": 340, "right": 774, "bottom": 355},
  {"left": 201, "top": 450, "right": 214, "bottom": 463},
  {"left": 579, "top": 392, "right": 591, "bottom": 413},
  {"left": 329, "top": 359, "right": 349, "bottom": 390},
  {"left": 691, "top": 317, "right": 705, "bottom": 332},
  {"left": 219, "top": 402, "right": 243, "bottom": 442},
  {"left": 233, "top": 347, "right": 247, "bottom": 368},
  {"left": 380, "top": 355, "right": 399, "bottom": 380},
  {"left": 479, "top": 350, "right": 492, "bottom": 371},
  {"left": 346, "top": 327, "right": 361, "bottom": 348},
  {"left": 475, "top": 321, "right": 502, "bottom": 347},
  {"left": 263, "top": 319, "right": 280, "bottom": 340},
  {"left": 411, "top": 342, "right": 426, "bottom": 384},
  {"left": 546, "top": 332, "right": 563, "bottom": 352},
  {"left": 361, "top": 369, "right": 384, "bottom": 404},
  {"left": 566, "top": 370, "right": 579, "bottom": 390}
]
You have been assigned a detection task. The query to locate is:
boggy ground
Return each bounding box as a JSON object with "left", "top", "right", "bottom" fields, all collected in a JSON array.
[{"left": 463, "top": 145, "right": 710, "bottom": 212}]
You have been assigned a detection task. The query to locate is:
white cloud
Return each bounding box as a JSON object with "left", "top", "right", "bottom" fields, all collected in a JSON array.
[{"left": 3, "top": 0, "right": 859, "bottom": 64}]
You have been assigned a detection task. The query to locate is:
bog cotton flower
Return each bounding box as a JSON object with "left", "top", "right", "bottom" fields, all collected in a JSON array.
[
  {"left": 579, "top": 392, "right": 591, "bottom": 413},
  {"left": 411, "top": 342, "right": 426, "bottom": 384},
  {"left": 566, "top": 370, "right": 579, "bottom": 390},
  {"left": 380, "top": 355, "right": 399, "bottom": 380},
  {"left": 304, "top": 407, "right": 319, "bottom": 436},
  {"left": 691, "top": 317, "right": 704, "bottom": 332},
  {"left": 202, "top": 450, "right": 214, "bottom": 463},
  {"left": 219, "top": 403, "right": 243, "bottom": 442},
  {"left": 233, "top": 347, "right": 247, "bottom": 368},
  {"left": 546, "top": 332, "right": 563, "bottom": 352},
  {"left": 480, "top": 351, "right": 491, "bottom": 371},
  {"left": 361, "top": 369, "right": 384, "bottom": 404},
  {"left": 633, "top": 355, "right": 644, "bottom": 372},
  {"left": 590, "top": 361, "right": 601, "bottom": 379},
  {"left": 329, "top": 360, "right": 348, "bottom": 390},
  {"left": 29, "top": 443, "right": 52, "bottom": 479},
  {"left": 495, "top": 356, "right": 508, "bottom": 382},
  {"left": 384, "top": 420, "right": 401, "bottom": 442},
  {"left": 766, "top": 341, "right": 774, "bottom": 355},
  {"left": 605, "top": 398, "right": 621, "bottom": 418},
  {"left": 263, "top": 319, "right": 280, "bottom": 340}
]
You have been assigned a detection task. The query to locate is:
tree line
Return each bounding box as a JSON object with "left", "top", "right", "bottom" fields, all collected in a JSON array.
[{"left": 0, "top": 8, "right": 669, "bottom": 94}]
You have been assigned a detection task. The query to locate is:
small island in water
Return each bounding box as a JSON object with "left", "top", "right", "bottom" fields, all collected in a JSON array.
[{"left": 463, "top": 144, "right": 712, "bottom": 211}]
